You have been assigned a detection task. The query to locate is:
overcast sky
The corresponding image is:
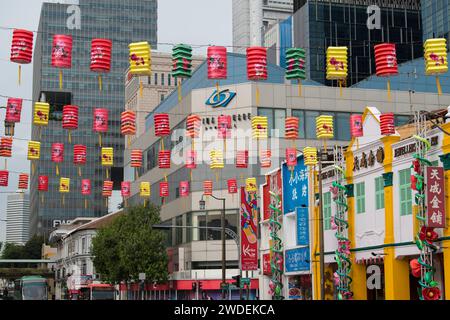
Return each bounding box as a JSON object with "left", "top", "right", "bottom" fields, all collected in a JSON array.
[{"left": 0, "top": 0, "right": 232, "bottom": 244}]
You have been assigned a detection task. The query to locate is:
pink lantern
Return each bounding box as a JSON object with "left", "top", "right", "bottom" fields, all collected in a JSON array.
[
  {"left": 186, "top": 150, "right": 197, "bottom": 169},
  {"left": 121, "top": 181, "right": 131, "bottom": 198},
  {"left": 160, "top": 182, "right": 169, "bottom": 197},
  {"left": 5, "top": 98, "right": 23, "bottom": 123},
  {"left": 227, "top": 179, "right": 238, "bottom": 194},
  {"left": 179, "top": 181, "right": 190, "bottom": 197},
  {"left": 207, "top": 46, "right": 227, "bottom": 79},
  {"left": 51, "top": 35, "right": 73, "bottom": 69},
  {"left": 93, "top": 108, "right": 108, "bottom": 133},
  {"left": 0, "top": 171, "right": 9, "bottom": 187},
  {"left": 38, "top": 175, "right": 49, "bottom": 192},
  {"left": 51, "top": 143, "right": 64, "bottom": 163},
  {"left": 247, "top": 47, "right": 267, "bottom": 80},
  {"left": 10, "top": 29, "right": 34, "bottom": 64},
  {"left": 286, "top": 148, "right": 297, "bottom": 167},
  {"left": 217, "top": 115, "right": 232, "bottom": 139},
  {"left": 236, "top": 150, "right": 249, "bottom": 168},
  {"left": 260, "top": 150, "right": 272, "bottom": 168},
  {"left": 374, "top": 43, "right": 398, "bottom": 77},
  {"left": 81, "top": 179, "right": 92, "bottom": 196},
  {"left": 350, "top": 114, "right": 363, "bottom": 138}
]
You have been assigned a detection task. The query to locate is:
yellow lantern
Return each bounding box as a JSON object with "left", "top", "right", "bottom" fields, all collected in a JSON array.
[
  {"left": 303, "top": 147, "right": 318, "bottom": 166},
  {"left": 129, "top": 41, "right": 151, "bottom": 97},
  {"left": 252, "top": 116, "right": 268, "bottom": 139},
  {"left": 33, "top": 102, "right": 50, "bottom": 126},
  {"left": 424, "top": 38, "right": 448, "bottom": 95},
  {"left": 140, "top": 182, "right": 151, "bottom": 197},
  {"left": 326, "top": 46, "right": 348, "bottom": 96},
  {"left": 210, "top": 149, "right": 224, "bottom": 169},
  {"left": 59, "top": 177, "right": 70, "bottom": 193},
  {"left": 28, "top": 141, "right": 41, "bottom": 175},
  {"left": 316, "top": 115, "right": 334, "bottom": 139},
  {"left": 101, "top": 147, "right": 113, "bottom": 179},
  {"left": 246, "top": 177, "right": 257, "bottom": 193}
]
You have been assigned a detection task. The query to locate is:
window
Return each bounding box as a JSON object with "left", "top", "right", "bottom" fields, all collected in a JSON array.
[
  {"left": 305, "top": 111, "right": 319, "bottom": 139},
  {"left": 355, "top": 182, "right": 365, "bottom": 214},
  {"left": 335, "top": 112, "right": 351, "bottom": 141},
  {"left": 154, "top": 73, "right": 158, "bottom": 85},
  {"left": 323, "top": 192, "right": 332, "bottom": 230},
  {"left": 175, "top": 216, "right": 183, "bottom": 245},
  {"left": 291, "top": 110, "right": 306, "bottom": 138},
  {"left": 161, "top": 73, "right": 165, "bottom": 86},
  {"left": 257, "top": 108, "right": 286, "bottom": 137},
  {"left": 161, "top": 94, "right": 165, "bottom": 102},
  {"left": 399, "top": 168, "right": 412, "bottom": 216},
  {"left": 375, "top": 176, "right": 385, "bottom": 210},
  {"left": 168, "top": 74, "right": 171, "bottom": 86}
]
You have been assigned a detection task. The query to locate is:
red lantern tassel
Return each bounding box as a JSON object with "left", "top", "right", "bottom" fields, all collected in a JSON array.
[
  {"left": 78, "top": 167, "right": 81, "bottom": 177},
  {"left": 56, "top": 164, "right": 59, "bottom": 176},
  {"left": 62, "top": 194, "right": 65, "bottom": 206},
  {"left": 4, "top": 159, "right": 7, "bottom": 170},
  {"left": 436, "top": 76, "right": 442, "bottom": 95},
  {"left": 18, "top": 65, "right": 21, "bottom": 86},
  {"left": 59, "top": 69, "right": 63, "bottom": 89},
  {"left": 98, "top": 74, "right": 103, "bottom": 92},
  {"left": 68, "top": 131, "right": 72, "bottom": 144},
  {"left": 106, "top": 168, "right": 109, "bottom": 179},
  {"left": 178, "top": 80, "right": 182, "bottom": 102},
  {"left": 140, "top": 79, "right": 143, "bottom": 98},
  {"left": 256, "top": 85, "right": 260, "bottom": 106},
  {"left": 387, "top": 78, "right": 391, "bottom": 101}
]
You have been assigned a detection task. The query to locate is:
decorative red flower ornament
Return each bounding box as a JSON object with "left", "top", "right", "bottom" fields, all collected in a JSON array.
[
  {"left": 422, "top": 287, "right": 440, "bottom": 300},
  {"left": 409, "top": 259, "right": 421, "bottom": 278},
  {"left": 419, "top": 226, "right": 438, "bottom": 244}
]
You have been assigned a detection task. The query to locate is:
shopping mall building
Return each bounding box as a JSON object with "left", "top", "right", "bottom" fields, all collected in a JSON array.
[{"left": 124, "top": 53, "right": 450, "bottom": 299}]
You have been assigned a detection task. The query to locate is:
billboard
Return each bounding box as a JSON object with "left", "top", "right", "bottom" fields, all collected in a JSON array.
[
  {"left": 240, "top": 187, "right": 258, "bottom": 271},
  {"left": 283, "top": 155, "right": 308, "bottom": 214}
]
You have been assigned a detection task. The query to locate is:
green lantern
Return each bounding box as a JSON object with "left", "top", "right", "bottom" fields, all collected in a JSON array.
[
  {"left": 286, "top": 48, "right": 306, "bottom": 96},
  {"left": 172, "top": 44, "right": 193, "bottom": 79}
]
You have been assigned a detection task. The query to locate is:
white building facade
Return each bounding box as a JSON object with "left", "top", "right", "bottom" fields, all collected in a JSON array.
[{"left": 6, "top": 192, "right": 30, "bottom": 245}]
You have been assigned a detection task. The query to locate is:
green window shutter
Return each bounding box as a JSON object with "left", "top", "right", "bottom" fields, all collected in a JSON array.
[
  {"left": 323, "top": 192, "right": 332, "bottom": 230},
  {"left": 356, "top": 182, "right": 365, "bottom": 214},
  {"left": 375, "top": 176, "right": 385, "bottom": 210},
  {"left": 399, "top": 168, "right": 412, "bottom": 216}
]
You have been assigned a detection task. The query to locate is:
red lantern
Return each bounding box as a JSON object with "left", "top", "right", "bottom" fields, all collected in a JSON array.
[
  {"left": 218, "top": 115, "right": 232, "bottom": 139},
  {"left": 247, "top": 47, "right": 267, "bottom": 80},
  {"left": 158, "top": 150, "right": 171, "bottom": 169},
  {"left": 227, "top": 179, "right": 237, "bottom": 194},
  {"left": 179, "top": 181, "right": 190, "bottom": 197},
  {"left": 38, "top": 175, "right": 49, "bottom": 192},
  {"left": 93, "top": 108, "right": 108, "bottom": 133},
  {"left": 10, "top": 29, "right": 33, "bottom": 64},
  {"left": 131, "top": 149, "right": 143, "bottom": 168},
  {"left": 121, "top": 111, "right": 136, "bottom": 136},
  {"left": 62, "top": 105, "right": 78, "bottom": 130},
  {"left": 286, "top": 148, "right": 297, "bottom": 167},
  {"left": 121, "top": 181, "right": 131, "bottom": 198},
  {"left": 73, "top": 145, "right": 87, "bottom": 165},
  {"left": 51, "top": 143, "right": 64, "bottom": 163},
  {"left": 5, "top": 98, "right": 23, "bottom": 123},
  {"left": 102, "top": 181, "right": 113, "bottom": 197},
  {"left": 154, "top": 114, "right": 170, "bottom": 137},
  {"left": 0, "top": 137, "right": 13, "bottom": 158},
  {"left": 0, "top": 171, "right": 9, "bottom": 187},
  {"left": 186, "top": 115, "right": 201, "bottom": 138},
  {"left": 374, "top": 43, "right": 398, "bottom": 77},
  {"left": 90, "top": 38, "right": 112, "bottom": 73},
  {"left": 18, "top": 173, "right": 28, "bottom": 190},
  {"left": 285, "top": 117, "right": 299, "bottom": 140},
  {"left": 260, "top": 150, "right": 272, "bottom": 168},
  {"left": 236, "top": 150, "right": 249, "bottom": 168},
  {"left": 81, "top": 179, "right": 92, "bottom": 196},
  {"left": 186, "top": 150, "right": 197, "bottom": 169},
  {"left": 207, "top": 46, "right": 227, "bottom": 79},
  {"left": 350, "top": 114, "right": 363, "bottom": 138},
  {"left": 160, "top": 182, "right": 169, "bottom": 197},
  {"left": 380, "top": 113, "right": 395, "bottom": 136},
  {"left": 203, "top": 180, "right": 213, "bottom": 196},
  {"left": 51, "top": 35, "right": 72, "bottom": 68}
]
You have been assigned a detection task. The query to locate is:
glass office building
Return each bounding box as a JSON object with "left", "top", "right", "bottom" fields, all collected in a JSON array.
[
  {"left": 31, "top": 0, "right": 157, "bottom": 237},
  {"left": 292, "top": 0, "right": 422, "bottom": 86},
  {"left": 422, "top": 0, "right": 450, "bottom": 40}
]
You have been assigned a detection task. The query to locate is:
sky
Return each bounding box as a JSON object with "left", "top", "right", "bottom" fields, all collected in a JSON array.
[{"left": 0, "top": 0, "right": 233, "bottom": 244}]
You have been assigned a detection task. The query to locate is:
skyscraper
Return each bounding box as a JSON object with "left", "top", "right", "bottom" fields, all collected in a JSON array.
[
  {"left": 422, "top": 0, "right": 450, "bottom": 41},
  {"left": 31, "top": 0, "right": 157, "bottom": 237},
  {"left": 6, "top": 192, "right": 30, "bottom": 245},
  {"left": 233, "top": 0, "right": 293, "bottom": 54},
  {"left": 293, "top": 0, "right": 422, "bottom": 86}
]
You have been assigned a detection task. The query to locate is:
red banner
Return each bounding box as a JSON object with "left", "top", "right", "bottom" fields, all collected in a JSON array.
[
  {"left": 263, "top": 178, "right": 271, "bottom": 221},
  {"left": 263, "top": 253, "right": 271, "bottom": 276},
  {"left": 426, "top": 166, "right": 446, "bottom": 228},
  {"left": 240, "top": 187, "right": 258, "bottom": 271}
]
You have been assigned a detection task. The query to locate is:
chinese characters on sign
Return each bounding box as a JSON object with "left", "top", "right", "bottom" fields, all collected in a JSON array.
[
  {"left": 283, "top": 156, "right": 308, "bottom": 214},
  {"left": 296, "top": 207, "right": 309, "bottom": 246},
  {"left": 426, "top": 167, "right": 446, "bottom": 228},
  {"left": 285, "top": 247, "right": 310, "bottom": 273}
]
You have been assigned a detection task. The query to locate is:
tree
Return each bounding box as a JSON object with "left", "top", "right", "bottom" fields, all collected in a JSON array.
[
  {"left": 91, "top": 204, "right": 169, "bottom": 284},
  {"left": 23, "top": 235, "right": 46, "bottom": 259}
]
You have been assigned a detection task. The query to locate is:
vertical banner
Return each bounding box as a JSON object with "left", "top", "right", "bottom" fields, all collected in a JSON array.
[
  {"left": 426, "top": 166, "right": 446, "bottom": 228},
  {"left": 283, "top": 155, "right": 308, "bottom": 214},
  {"left": 296, "top": 207, "right": 309, "bottom": 246},
  {"left": 263, "top": 177, "right": 271, "bottom": 221},
  {"left": 263, "top": 253, "right": 272, "bottom": 276},
  {"left": 240, "top": 187, "right": 258, "bottom": 271}
]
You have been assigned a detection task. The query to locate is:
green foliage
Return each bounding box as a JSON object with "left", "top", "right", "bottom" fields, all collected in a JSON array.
[
  {"left": 1, "top": 235, "right": 46, "bottom": 260},
  {"left": 91, "top": 204, "right": 169, "bottom": 284}
]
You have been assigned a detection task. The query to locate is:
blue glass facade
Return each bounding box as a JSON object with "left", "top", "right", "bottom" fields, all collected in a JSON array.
[
  {"left": 422, "top": 0, "right": 450, "bottom": 41},
  {"left": 31, "top": 0, "right": 157, "bottom": 236}
]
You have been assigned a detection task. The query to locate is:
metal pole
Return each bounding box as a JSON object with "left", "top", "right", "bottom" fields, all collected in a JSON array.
[
  {"left": 246, "top": 270, "right": 250, "bottom": 300},
  {"left": 318, "top": 149, "right": 325, "bottom": 300},
  {"left": 221, "top": 198, "right": 226, "bottom": 300}
]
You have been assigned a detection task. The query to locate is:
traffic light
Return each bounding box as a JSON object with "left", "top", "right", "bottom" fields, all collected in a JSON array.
[{"left": 232, "top": 275, "right": 241, "bottom": 288}]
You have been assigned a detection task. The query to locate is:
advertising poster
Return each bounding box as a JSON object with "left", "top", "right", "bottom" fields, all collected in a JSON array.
[{"left": 240, "top": 187, "right": 258, "bottom": 270}]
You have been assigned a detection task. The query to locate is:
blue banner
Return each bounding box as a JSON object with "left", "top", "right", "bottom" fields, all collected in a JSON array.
[
  {"left": 296, "top": 207, "right": 309, "bottom": 246},
  {"left": 285, "top": 247, "right": 310, "bottom": 273},
  {"left": 283, "top": 155, "right": 309, "bottom": 214}
]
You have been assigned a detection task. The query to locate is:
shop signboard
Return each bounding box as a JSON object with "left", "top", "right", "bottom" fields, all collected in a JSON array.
[
  {"left": 426, "top": 166, "right": 446, "bottom": 228},
  {"left": 283, "top": 155, "right": 308, "bottom": 214},
  {"left": 296, "top": 207, "right": 309, "bottom": 246},
  {"left": 285, "top": 247, "right": 310, "bottom": 273},
  {"left": 240, "top": 187, "right": 258, "bottom": 271}
]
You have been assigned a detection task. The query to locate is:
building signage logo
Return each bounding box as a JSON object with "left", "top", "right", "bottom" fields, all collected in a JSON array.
[
  {"left": 205, "top": 89, "right": 236, "bottom": 108},
  {"left": 394, "top": 136, "right": 439, "bottom": 158}
]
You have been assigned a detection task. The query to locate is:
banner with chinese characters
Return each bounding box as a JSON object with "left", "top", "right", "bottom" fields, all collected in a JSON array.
[
  {"left": 240, "top": 187, "right": 258, "bottom": 271},
  {"left": 296, "top": 207, "right": 309, "bottom": 246},
  {"left": 283, "top": 155, "right": 308, "bottom": 214},
  {"left": 426, "top": 166, "right": 446, "bottom": 228}
]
